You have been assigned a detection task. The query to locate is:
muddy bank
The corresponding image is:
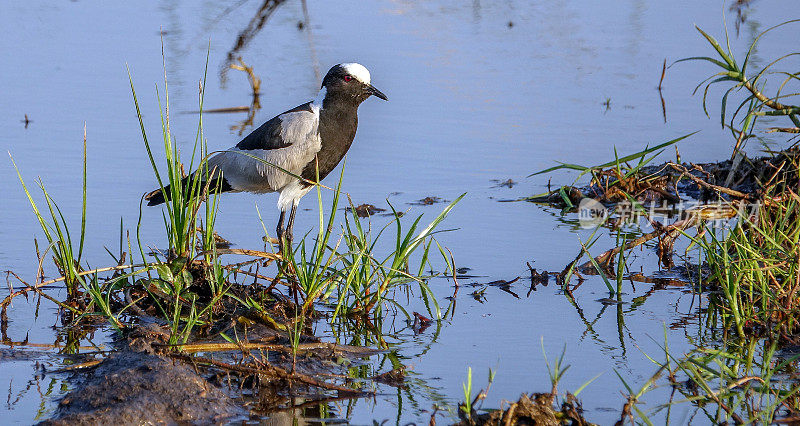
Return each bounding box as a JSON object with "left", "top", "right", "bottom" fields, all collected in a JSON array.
[
  {"left": 39, "top": 327, "right": 245, "bottom": 426},
  {"left": 40, "top": 350, "right": 243, "bottom": 425},
  {"left": 36, "top": 319, "right": 386, "bottom": 424}
]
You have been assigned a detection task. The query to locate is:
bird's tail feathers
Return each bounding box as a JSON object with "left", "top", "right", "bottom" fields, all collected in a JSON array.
[{"left": 145, "top": 175, "right": 232, "bottom": 206}]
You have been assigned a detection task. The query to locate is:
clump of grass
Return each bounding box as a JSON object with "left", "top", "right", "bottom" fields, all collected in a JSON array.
[
  {"left": 531, "top": 17, "right": 800, "bottom": 423},
  {"left": 668, "top": 340, "right": 800, "bottom": 424},
  {"left": 10, "top": 126, "right": 88, "bottom": 302},
  {"left": 461, "top": 366, "right": 474, "bottom": 419},
  {"left": 130, "top": 52, "right": 215, "bottom": 263},
  {"left": 457, "top": 366, "right": 496, "bottom": 422},
  {"left": 127, "top": 48, "right": 241, "bottom": 344},
  {"left": 337, "top": 194, "right": 462, "bottom": 318},
  {"left": 676, "top": 20, "right": 800, "bottom": 157},
  {"left": 671, "top": 20, "right": 800, "bottom": 341},
  {"left": 261, "top": 156, "right": 463, "bottom": 329},
  {"left": 526, "top": 134, "right": 693, "bottom": 207},
  {"left": 688, "top": 181, "right": 800, "bottom": 340},
  {"left": 619, "top": 330, "right": 800, "bottom": 424},
  {"left": 273, "top": 165, "right": 463, "bottom": 352}
]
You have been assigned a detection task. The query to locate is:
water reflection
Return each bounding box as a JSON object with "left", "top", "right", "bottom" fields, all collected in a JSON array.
[{"left": 222, "top": 0, "right": 290, "bottom": 79}]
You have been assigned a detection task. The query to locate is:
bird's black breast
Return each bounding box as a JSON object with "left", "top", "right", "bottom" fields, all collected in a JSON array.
[
  {"left": 300, "top": 106, "right": 358, "bottom": 185},
  {"left": 235, "top": 102, "right": 313, "bottom": 151}
]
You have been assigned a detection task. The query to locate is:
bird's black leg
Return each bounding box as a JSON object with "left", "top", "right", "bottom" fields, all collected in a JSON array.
[
  {"left": 272, "top": 209, "right": 295, "bottom": 293},
  {"left": 284, "top": 204, "right": 300, "bottom": 304},
  {"left": 286, "top": 204, "right": 298, "bottom": 250},
  {"left": 276, "top": 210, "right": 286, "bottom": 256}
]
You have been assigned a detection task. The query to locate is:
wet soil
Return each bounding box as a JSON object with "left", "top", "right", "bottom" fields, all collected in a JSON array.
[
  {"left": 40, "top": 350, "right": 244, "bottom": 425},
  {"left": 36, "top": 316, "right": 387, "bottom": 425}
]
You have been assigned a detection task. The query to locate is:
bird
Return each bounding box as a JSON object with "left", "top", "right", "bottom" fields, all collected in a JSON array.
[{"left": 145, "top": 63, "right": 388, "bottom": 255}]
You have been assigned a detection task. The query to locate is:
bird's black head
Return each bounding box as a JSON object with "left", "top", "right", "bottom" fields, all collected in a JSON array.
[{"left": 321, "top": 63, "right": 388, "bottom": 106}]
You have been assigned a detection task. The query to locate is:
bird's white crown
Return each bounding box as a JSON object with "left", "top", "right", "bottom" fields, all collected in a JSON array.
[{"left": 341, "top": 63, "right": 371, "bottom": 85}]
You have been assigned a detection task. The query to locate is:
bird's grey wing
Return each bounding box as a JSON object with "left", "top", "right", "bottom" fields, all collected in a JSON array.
[
  {"left": 235, "top": 102, "right": 313, "bottom": 150},
  {"left": 208, "top": 102, "right": 321, "bottom": 193}
]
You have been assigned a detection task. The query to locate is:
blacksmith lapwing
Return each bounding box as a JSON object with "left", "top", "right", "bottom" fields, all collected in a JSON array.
[{"left": 145, "top": 63, "right": 387, "bottom": 254}]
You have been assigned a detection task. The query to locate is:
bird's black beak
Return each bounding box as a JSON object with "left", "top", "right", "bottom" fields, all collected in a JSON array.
[{"left": 367, "top": 84, "right": 388, "bottom": 101}]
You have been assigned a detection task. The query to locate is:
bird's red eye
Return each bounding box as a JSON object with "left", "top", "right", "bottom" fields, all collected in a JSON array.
[{"left": 344, "top": 75, "right": 353, "bottom": 82}]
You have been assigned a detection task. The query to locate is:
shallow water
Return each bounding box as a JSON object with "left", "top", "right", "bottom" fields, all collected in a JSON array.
[{"left": 1, "top": 0, "right": 799, "bottom": 423}]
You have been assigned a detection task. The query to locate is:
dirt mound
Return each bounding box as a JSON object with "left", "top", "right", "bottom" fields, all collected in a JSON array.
[{"left": 39, "top": 350, "right": 244, "bottom": 425}]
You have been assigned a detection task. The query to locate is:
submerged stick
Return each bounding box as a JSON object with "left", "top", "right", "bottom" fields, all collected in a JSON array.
[
  {"left": 210, "top": 248, "right": 281, "bottom": 261},
  {"left": 0, "top": 339, "right": 99, "bottom": 352},
  {"left": 46, "top": 359, "right": 103, "bottom": 373},
  {"left": 666, "top": 162, "right": 751, "bottom": 199},
  {"left": 161, "top": 341, "right": 382, "bottom": 357},
  {"left": 1, "top": 263, "right": 147, "bottom": 319},
  {"left": 2, "top": 271, "right": 81, "bottom": 317},
  {"left": 3, "top": 247, "right": 281, "bottom": 316},
  {"left": 577, "top": 216, "right": 698, "bottom": 273},
  {"left": 170, "top": 353, "right": 365, "bottom": 395},
  {"left": 767, "top": 127, "right": 800, "bottom": 133}
]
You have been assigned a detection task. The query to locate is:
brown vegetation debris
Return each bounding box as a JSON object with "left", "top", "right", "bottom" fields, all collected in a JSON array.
[
  {"left": 459, "top": 392, "right": 593, "bottom": 426},
  {"left": 371, "top": 367, "right": 406, "bottom": 387},
  {"left": 348, "top": 203, "right": 387, "bottom": 217}
]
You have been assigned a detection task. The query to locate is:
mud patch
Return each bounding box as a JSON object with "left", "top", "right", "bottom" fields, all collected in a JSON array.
[{"left": 40, "top": 350, "right": 244, "bottom": 425}]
